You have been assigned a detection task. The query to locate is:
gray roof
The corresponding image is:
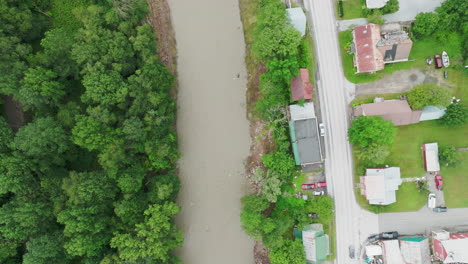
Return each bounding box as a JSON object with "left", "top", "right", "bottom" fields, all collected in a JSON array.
[
  {"left": 361, "top": 167, "right": 402, "bottom": 205},
  {"left": 400, "top": 238, "right": 431, "bottom": 264},
  {"left": 366, "top": 0, "right": 389, "bottom": 8},
  {"left": 419, "top": 106, "right": 446, "bottom": 121},
  {"left": 294, "top": 118, "right": 322, "bottom": 165},
  {"left": 289, "top": 102, "right": 316, "bottom": 121},
  {"left": 286, "top": 8, "right": 306, "bottom": 36}
]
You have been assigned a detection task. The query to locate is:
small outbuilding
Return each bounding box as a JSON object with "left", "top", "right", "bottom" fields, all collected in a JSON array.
[
  {"left": 422, "top": 143, "right": 440, "bottom": 172},
  {"left": 400, "top": 237, "right": 431, "bottom": 264},
  {"left": 300, "top": 224, "right": 330, "bottom": 264},
  {"left": 286, "top": 7, "right": 307, "bottom": 36},
  {"left": 291, "top": 68, "right": 313, "bottom": 101}
]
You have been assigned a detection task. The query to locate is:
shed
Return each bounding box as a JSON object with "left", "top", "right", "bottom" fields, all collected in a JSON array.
[
  {"left": 422, "top": 143, "right": 440, "bottom": 172},
  {"left": 289, "top": 102, "right": 315, "bottom": 121},
  {"left": 291, "top": 69, "right": 313, "bottom": 101},
  {"left": 419, "top": 106, "right": 446, "bottom": 121},
  {"left": 286, "top": 7, "right": 306, "bottom": 36},
  {"left": 302, "top": 224, "right": 330, "bottom": 264}
]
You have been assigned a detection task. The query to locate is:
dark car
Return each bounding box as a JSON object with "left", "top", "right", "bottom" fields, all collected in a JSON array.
[
  {"left": 301, "top": 184, "right": 316, "bottom": 190},
  {"left": 434, "top": 54, "right": 443, "bottom": 68},
  {"left": 349, "top": 245, "right": 355, "bottom": 259},
  {"left": 381, "top": 231, "right": 399, "bottom": 240},
  {"left": 307, "top": 213, "right": 318, "bottom": 219},
  {"left": 368, "top": 234, "right": 380, "bottom": 243},
  {"left": 433, "top": 206, "right": 448, "bottom": 213},
  {"left": 435, "top": 175, "right": 443, "bottom": 190}
]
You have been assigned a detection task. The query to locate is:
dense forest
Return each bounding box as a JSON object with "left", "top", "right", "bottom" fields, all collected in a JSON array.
[{"left": 0, "top": 0, "right": 182, "bottom": 263}]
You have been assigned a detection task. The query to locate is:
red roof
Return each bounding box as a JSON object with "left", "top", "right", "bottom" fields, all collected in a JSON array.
[
  {"left": 433, "top": 233, "right": 468, "bottom": 261},
  {"left": 353, "top": 24, "right": 384, "bottom": 73},
  {"left": 291, "top": 68, "right": 313, "bottom": 101}
]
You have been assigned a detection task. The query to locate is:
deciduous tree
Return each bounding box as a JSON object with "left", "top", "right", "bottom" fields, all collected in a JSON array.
[
  {"left": 440, "top": 103, "right": 468, "bottom": 126},
  {"left": 406, "top": 83, "right": 451, "bottom": 110},
  {"left": 269, "top": 240, "right": 306, "bottom": 264},
  {"left": 348, "top": 116, "right": 396, "bottom": 147}
]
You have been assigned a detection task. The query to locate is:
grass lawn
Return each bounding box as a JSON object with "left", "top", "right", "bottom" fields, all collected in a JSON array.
[
  {"left": 324, "top": 220, "right": 336, "bottom": 261},
  {"left": 338, "top": 30, "right": 465, "bottom": 84},
  {"left": 339, "top": 0, "right": 365, "bottom": 20},
  {"left": 441, "top": 152, "right": 468, "bottom": 208}
]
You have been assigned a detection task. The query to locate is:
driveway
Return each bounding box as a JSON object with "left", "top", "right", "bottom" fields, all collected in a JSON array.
[
  {"left": 379, "top": 207, "right": 468, "bottom": 235},
  {"left": 169, "top": 0, "right": 254, "bottom": 263},
  {"left": 304, "top": 0, "right": 379, "bottom": 263},
  {"left": 355, "top": 68, "right": 451, "bottom": 96}
]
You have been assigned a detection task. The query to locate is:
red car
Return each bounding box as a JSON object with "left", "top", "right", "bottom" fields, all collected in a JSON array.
[
  {"left": 434, "top": 54, "right": 443, "bottom": 69},
  {"left": 316, "top": 182, "right": 327, "bottom": 188},
  {"left": 435, "top": 175, "right": 443, "bottom": 190},
  {"left": 301, "top": 184, "right": 316, "bottom": 190}
]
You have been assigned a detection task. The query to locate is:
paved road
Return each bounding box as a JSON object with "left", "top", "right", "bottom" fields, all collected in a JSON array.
[
  {"left": 379, "top": 207, "right": 468, "bottom": 235},
  {"left": 169, "top": 0, "right": 254, "bottom": 263},
  {"left": 304, "top": 0, "right": 379, "bottom": 263}
]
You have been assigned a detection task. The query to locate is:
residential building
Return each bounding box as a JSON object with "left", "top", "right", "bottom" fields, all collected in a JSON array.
[
  {"left": 422, "top": 143, "right": 440, "bottom": 172},
  {"left": 382, "top": 240, "right": 405, "bottom": 264},
  {"left": 399, "top": 237, "right": 431, "bottom": 264},
  {"left": 366, "top": 0, "right": 389, "bottom": 9},
  {"left": 432, "top": 230, "right": 468, "bottom": 263},
  {"left": 360, "top": 167, "right": 402, "bottom": 205},
  {"left": 291, "top": 68, "right": 313, "bottom": 101},
  {"left": 288, "top": 103, "right": 322, "bottom": 167},
  {"left": 286, "top": 7, "right": 306, "bottom": 36},
  {"left": 298, "top": 224, "right": 330, "bottom": 264},
  {"left": 352, "top": 23, "right": 412, "bottom": 73}
]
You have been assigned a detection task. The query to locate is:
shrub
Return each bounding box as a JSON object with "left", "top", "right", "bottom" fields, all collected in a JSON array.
[
  {"left": 406, "top": 83, "right": 451, "bottom": 110},
  {"left": 440, "top": 104, "right": 468, "bottom": 127}
]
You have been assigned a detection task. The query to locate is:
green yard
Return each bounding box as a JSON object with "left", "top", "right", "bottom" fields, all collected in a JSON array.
[
  {"left": 441, "top": 152, "right": 468, "bottom": 208},
  {"left": 338, "top": 30, "right": 465, "bottom": 84},
  {"left": 339, "top": 0, "right": 364, "bottom": 20}
]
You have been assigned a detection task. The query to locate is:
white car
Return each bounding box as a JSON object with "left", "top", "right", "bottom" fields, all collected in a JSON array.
[
  {"left": 319, "top": 123, "right": 325, "bottom": 136},
  {"left": 428, "top": 193, "right": 436, "bottom": 209},
  {"left": 312, "top": 190, "right": 325, "bottom": 196}
]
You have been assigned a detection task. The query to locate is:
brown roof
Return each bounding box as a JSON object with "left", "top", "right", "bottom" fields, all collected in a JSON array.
[
  {"left": 353, "top": 24, "right": 384, "bottom": 73},
  {"left": 355, "top": 100, "right": 422, "bottom": 126},
  {"left": 291, "top": 69, "right": 313, "bottom": 101}
]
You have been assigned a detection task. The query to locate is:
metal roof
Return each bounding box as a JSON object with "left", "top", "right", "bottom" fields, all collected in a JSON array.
[
  {"left": 361, "top": 167, "right": 402, "bottom": 205},
  {"left": 366, "top": 0, "right": 389, "bottom": 8},
  {"left": 289, "top": 102, "right": 316, "bottom": 121},
  {"left": 419, "top": 106, "right": 446, "bottom": 121},
  {"left": 302, "top": 224, "right": 329, "bottom": 264},
  {"left": 286, "top": 8, "right": 306, "bottom": 36},
  {"left": 423, "top": 143, "right": 440, "bottom": 172},
  {"left": 400, "top": 238, "right": 431, "bottom": 264}
]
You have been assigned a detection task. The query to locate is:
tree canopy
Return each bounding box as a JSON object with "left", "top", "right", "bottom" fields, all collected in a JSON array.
[
  {"left": 440, "top": 103, "right": 468, "bottom": 126},
  {"left": 348, "top": 116, "right": 397, "bottom": 147},
  {"left": 406, "top": 83, "right": 452, "bottom": 110}
]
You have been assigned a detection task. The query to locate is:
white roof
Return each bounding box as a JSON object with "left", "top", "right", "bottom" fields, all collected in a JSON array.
[
  {"left": 362, "top": 167, "right": 402, "bottom": 205},
  {"left": 286, "top": 8, "right": 306, "bottom": 36},
  {"left": 441, "top": 238, "right": 468, "bottom": 263},
  {"left": 289, "top": 102, "right": 316, "bottom": 121},
  {"left": 424, "top": 143, "right": 440, "bottom": 172},
  {"left": 400, "top": 238, "right": 431, "bottom": 264},
  {"left": 382, "top": 240, "right": 405, "bottom": 264},
  {"left": 366, "top": 0, "right": 389, "bottom": 8},
  {"left": 366, "top": 245, "right": 383, "bottom": 256}
]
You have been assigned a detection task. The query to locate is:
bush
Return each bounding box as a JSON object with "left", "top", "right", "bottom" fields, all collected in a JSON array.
[
  {"left": 338, "top": 0, "right": 344, "bottom": 17},
  {"left": 406, "top": 83, "right": 451, "bottom": 110},
  {"left": 380, "top": 0, "right": 399, "bottom": 14},
  {"left": 367, "top": 10, "right": 385, "bottom": 24},
  {"left": 440, "top": 104, "right": 468, "bottom": 126},
  {"left": 439, "top": 145, "right": 460, "bottom": 167},
  {"left": 348, "top": 116, "right": 396, "bottom": 147}
]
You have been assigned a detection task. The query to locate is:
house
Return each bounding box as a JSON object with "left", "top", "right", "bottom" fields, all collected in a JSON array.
[
  {"left": 422, "top": 143, "right": 440, "bottom": 172},
  {"left": 399, "top": 237, "right": 431, "bottom": 264},
  {"left": 360, "top": 167, "right": 402, "bottom": 205},
  {"left": 366, "top": 0, "right": 389, "bottom": 9},
  {"left": 352, "top": 23, "right": 412, "bottom": 73},
  {"left": 432, "top": 230, "right": 468, "bottom": 263},
  {"left": 291, "top": 68, "right": 313, "bottom": 101},
  {"left": 286, "top": 7, "right": 306, "bottom": 36},
  {"left": 295, "top": 224, "right": 330, "bottom": 264},
  {"left": 382, "top": 240, "right": 405, "bottom": 264},
  {"left": 354, "top": 99, "right": 421, "bottom": 126},
  {"left": 289, "top": 103, "right": 322, "bottom": 166}
]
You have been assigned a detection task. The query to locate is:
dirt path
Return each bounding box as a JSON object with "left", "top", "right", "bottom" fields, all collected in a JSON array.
[{"left": 168, "top": 0, "right": 254, "bottom": 263}]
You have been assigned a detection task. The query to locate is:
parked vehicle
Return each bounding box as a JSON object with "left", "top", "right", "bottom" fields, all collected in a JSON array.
[
  {"left": 428, "top": 193, "right": 436, "bottom": 209},
  {"left": 381, "top": 231, "right": 399, "bottom": 240},
  {"left": 316, "top": 182, "right": 327, "bottom": 188},
  {"left": 435, "top": 175, "right": 443, "bottom": 191},
  {"left": 319, "top": 123, "right": 325, "bottom": 136},
  {"left": 312, "top": 190, "right": 325, "bottom": 196},
  {"left": 349, "top": 245, "right": 355, "bottom": 259},
  {"left": 433, "top": 206, "right": 448, "bottom": 213},
  {"left": 301, "top": 183, "right": 315, "bottom": 190},
  {"left": 368, "top": 234, "right": 380, "bottom": 243},
  {"left": 307, "top": 213, "right": 318, "bottom": 218},
  {"left": 442, "top": 51, "right": 450, "bottom": 67},
  {"left": 434, "top": 54, "right": 443, "bottom": 68},
  {"left": 426, "top": 57, "right": 433, "bottom": 65}
]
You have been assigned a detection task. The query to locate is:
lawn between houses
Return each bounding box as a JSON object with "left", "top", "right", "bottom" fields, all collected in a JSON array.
[{"left": 338, "top": 30, "right": 464, "bottom": 84}]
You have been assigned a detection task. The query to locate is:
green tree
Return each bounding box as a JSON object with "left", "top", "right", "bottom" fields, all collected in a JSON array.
[
  {"left": 356, "top": 143, "right": 390, "bottom": 166},
  {"left": 23, "top": 232, "right": 70, "bottom": 264},
  {"left": 412, "top": 13, "right": 440, "bottom": 39},
  {"left": 253, "top": 25, "right": 302, "bottom": 61},
  {"left": 380, "top": 0, "right": 399, "bottom": 14},
  {"left": 269, "top": 240, "right": 306, "bottom": 264},
  {"left": 406, "top": 83, "right": 451, "bottom": 110},
  {"left": 81, "top": 70, "right": 129, "bottom": 106},
  {"left": 0, "top": 117, "right": 13, "bottom": 153},
  {"left": 72, "top": 115, "right": 119, "bottom": 151},
  {"left": 17, "top": 66, "right": 65, "bottom": 110},
  {"left": 110, "top": 203, "right": 183, "bottom": 262},
  {"left": 348, "top": 116, "right": 396, "bottom": 147},
  {"left": 367, "top": 10, "right": 385, "bottom": 24},
  {"left": 0, "top": 154, "right": 37, "bottom": 195},
  {"left": 439, "top": 145, "right": 459, "bottom": 167},
  {"left": 240, "top": 195, "right": 274, "bottom": 241},
  {"left": 265, "top": 58, "right": 299, "bottom": 84},
  {"left": 261, "top": 151, "right": 296, "bottom": 180},
  {"left": 440, "top": 103, "right": 468, "bottom": 126}
]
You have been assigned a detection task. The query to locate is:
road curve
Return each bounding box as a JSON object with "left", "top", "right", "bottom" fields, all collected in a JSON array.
[
  {"left": 169, "top": 0, "right": 254, "bottom": 263},
  {"left": 304, "top": 0, "right": 379, "bottom": 263}
]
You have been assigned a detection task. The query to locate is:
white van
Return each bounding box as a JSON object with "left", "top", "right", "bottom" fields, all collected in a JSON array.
[{"left": 428, "top": 193, "right": 436, "bottom": 209}]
